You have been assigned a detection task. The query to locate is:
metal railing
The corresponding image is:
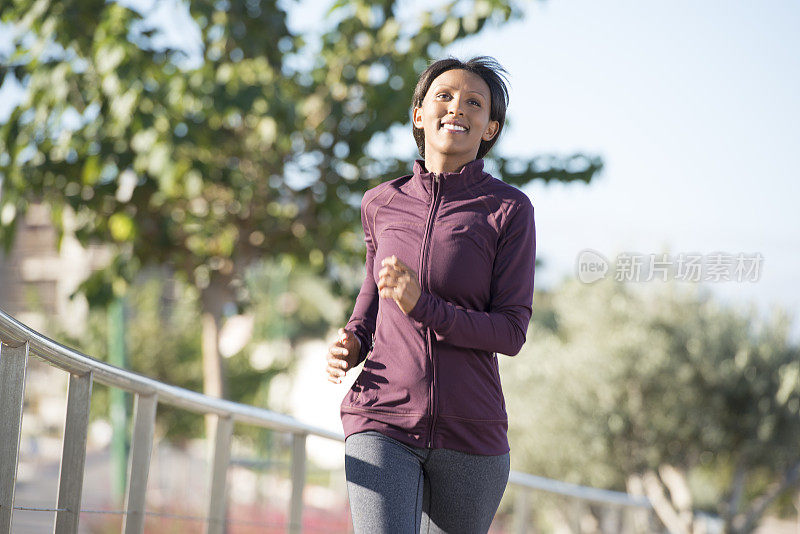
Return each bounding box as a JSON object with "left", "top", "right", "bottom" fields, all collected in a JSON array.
[{"left": 0, "top": 307, "right": 654, "bottom": 534}]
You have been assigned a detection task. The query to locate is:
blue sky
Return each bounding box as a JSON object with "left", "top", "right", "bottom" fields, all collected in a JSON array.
[
  {"left": 2, "top": 0, "right": 798, "bottom": 338},
  {"left": 447, "top": 0, "right": 800, "bottom": 337},
  {"left": 292, "top": 0, "right": 800, "bottom": 337}
]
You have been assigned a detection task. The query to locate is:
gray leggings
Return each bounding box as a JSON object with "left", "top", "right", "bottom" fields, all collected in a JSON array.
[{"left": 344, "top": 430, "right": 510, "bottom": 534}]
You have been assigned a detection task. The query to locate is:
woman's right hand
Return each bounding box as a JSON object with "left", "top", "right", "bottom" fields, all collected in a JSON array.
[{"left": 327, "top": 328, "right": 361, "bottom": 384}]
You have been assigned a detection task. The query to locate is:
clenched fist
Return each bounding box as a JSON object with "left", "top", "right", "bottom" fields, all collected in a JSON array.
[
  {"left": 377, "top": 255, "right": 421, "bottom": 315},
  {"left": 327, "top": 328, "right": 361, "bottom": 384}
]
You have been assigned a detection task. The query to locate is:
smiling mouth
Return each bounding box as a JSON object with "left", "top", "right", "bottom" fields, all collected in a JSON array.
[{"left": 440, "top": 122, "right": 469, "bottom": 133}]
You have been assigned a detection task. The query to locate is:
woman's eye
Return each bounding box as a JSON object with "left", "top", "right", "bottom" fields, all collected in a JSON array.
[{"left": 470, "top": 100, "right": 481, "bottom": 106}]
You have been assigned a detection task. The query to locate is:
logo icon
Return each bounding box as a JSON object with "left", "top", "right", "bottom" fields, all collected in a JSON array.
[{"left": 576, "top": 249, "right": 609, "bottom": 283}]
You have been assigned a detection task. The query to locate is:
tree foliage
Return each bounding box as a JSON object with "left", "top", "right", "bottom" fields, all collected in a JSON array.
[
  {"left": 0, "top": 0, "right": 600, "bottom": 296},
  {"left": 56, "top": 258, "right": 348, "bottom": 441},
  {"left": 0, "top": 0, "right": 602, "bottom": 399},
  {"left": 504, "top": 278, "right": 800, "bottom": 532}
]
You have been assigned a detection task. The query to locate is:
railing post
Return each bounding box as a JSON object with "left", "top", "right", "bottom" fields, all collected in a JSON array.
[
  {"left": 514, "top": 488, "right": 530, "bottom": 534},
  {"left": 54, "top": 371, "right": 94, "bottom": 534},
  {"left": 599, "top": 504, "right": 622, "bottom": 534},
  {"left": 289, "top": 432, "right": 307, "bottom": 534},
  {"left": 620, "top": 506, "right": 632, "bottom": 534},
  {"left": 205, "top": 415, "right": 233, "bottom": 534},
  {"left": 0, "top": 340, "right": 29, "bottom": 533},
  {"left": 122, "top": 393, "right": 157, "bottom": 534},
  {"left": 569, "top": 497, "right": 583, "bottom": 534}
]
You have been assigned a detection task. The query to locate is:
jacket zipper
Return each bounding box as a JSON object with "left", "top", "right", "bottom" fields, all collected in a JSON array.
[{"left": 421, "top": 173, "right": 441, "bottom": 448}]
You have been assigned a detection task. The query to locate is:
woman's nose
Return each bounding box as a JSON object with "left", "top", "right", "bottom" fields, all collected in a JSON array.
[{"left": 447, "top": 95, "right": 465, "bottom": 115}]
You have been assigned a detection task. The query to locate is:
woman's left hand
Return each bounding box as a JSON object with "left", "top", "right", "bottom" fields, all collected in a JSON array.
[{"left": 378, "top": 255, "right": 421, "bottom": 315}]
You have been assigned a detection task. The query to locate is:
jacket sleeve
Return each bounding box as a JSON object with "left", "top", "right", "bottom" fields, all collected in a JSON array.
[
  {"left": 345, "top": 193, "right": 379, "bottom": 364},
  {"left": 407, "top": 198, "right": 536, "bottom": 356}
]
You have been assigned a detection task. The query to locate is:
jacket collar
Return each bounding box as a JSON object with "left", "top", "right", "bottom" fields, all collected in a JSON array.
[{"left": 412, "top": 158, "right": 488, "bottom": 199}]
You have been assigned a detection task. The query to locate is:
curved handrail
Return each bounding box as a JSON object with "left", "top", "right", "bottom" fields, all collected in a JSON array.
[
  {"left": 0, "top": 306, "right": 652, "bottom": 512},
  {"left": 509, "top": 471, "right": 651, "bottom": 508},
  {"left": 0, "top": 307, "right": 341, "bottom": 440}
]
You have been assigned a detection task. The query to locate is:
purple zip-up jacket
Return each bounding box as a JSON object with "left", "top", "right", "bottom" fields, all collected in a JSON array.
[{"left": 340, "top": 158, "right": 536, "bottom": 455}]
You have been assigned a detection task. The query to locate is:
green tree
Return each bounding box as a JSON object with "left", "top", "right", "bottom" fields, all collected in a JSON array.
[
  {"left": 56, "top": 257, "right": 350, "bottom": 440},
  {"left": 504, "top": 278, "right": 800, "bottom": 533},
  {"left": 0, "top": 0, "right": 602, "bottom": 405}
]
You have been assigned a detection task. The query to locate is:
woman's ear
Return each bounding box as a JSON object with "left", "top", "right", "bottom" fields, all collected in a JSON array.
[
  {"left": 482, "top": 120, "right": 500, "bottom": 142},
  {"left": 412, "top": 106, "right": 424, "bottom": 129}
]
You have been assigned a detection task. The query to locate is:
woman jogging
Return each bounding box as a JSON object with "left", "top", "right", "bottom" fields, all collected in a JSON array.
[{"left": 326, "top": 56, "right": 536, "bottom": 533}]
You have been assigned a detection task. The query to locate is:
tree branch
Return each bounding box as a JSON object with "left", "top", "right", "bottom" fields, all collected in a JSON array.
[
  {"left": 659, "top": 464, "right": 693, "bottom": 514},
  {"left": 722, "top": 459, "right": 747, "bottom": 526},
  {"left": 642, "top": 469, "right": 692, "bottom": 534},
  {"left": 735, "top": 461, "right": 800, "bottom": 534}
]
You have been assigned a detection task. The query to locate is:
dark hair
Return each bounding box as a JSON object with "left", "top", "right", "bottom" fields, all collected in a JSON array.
[{"left": 411, "top": 56, "right": 510, "bottom": 160}]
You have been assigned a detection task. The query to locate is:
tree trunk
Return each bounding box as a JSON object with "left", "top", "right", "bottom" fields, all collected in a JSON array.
[
  {"left": 200, "top": 275, "right": 233, "bottom": 441},
  {"left": 721, "top": 461, "right": 747, "bottom": 529},
  {"left": 626, "top": 474, "right": 655, "bottom": 534},
  {"left": 641, "top": 468, "right": 693, "bottom": 534},
  {"left": 202, "top": 308, "right": 225, "bottom": 400},
  {"left": 732, "top": 461, "right": 800, "bottom": 534}
]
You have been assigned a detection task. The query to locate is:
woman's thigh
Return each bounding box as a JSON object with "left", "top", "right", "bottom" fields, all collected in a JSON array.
[
  {"left": 421, "top": 448, "right": 510, "bottom": 534},
  {"left": 345, "top": 430, "right": 426, "bottom": 534}
]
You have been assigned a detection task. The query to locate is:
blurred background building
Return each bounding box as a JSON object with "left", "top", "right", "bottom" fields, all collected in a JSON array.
[{"left": 0, "top": 203, "right": 109, "bottom": 335}]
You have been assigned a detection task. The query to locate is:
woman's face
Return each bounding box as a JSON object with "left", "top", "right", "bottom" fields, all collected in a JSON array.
[{"left": 413, "top": 69, "right": 499, "bottom": 166}]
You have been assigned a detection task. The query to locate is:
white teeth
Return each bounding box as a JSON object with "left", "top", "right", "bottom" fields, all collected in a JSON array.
[{"left": 443, "top": 123, "right": 466, "bottom": 132}]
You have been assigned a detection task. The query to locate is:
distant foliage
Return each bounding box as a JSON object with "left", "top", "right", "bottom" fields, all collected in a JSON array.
[{"left": 504, "top": 278, "right": 799, "bottom": 532}]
